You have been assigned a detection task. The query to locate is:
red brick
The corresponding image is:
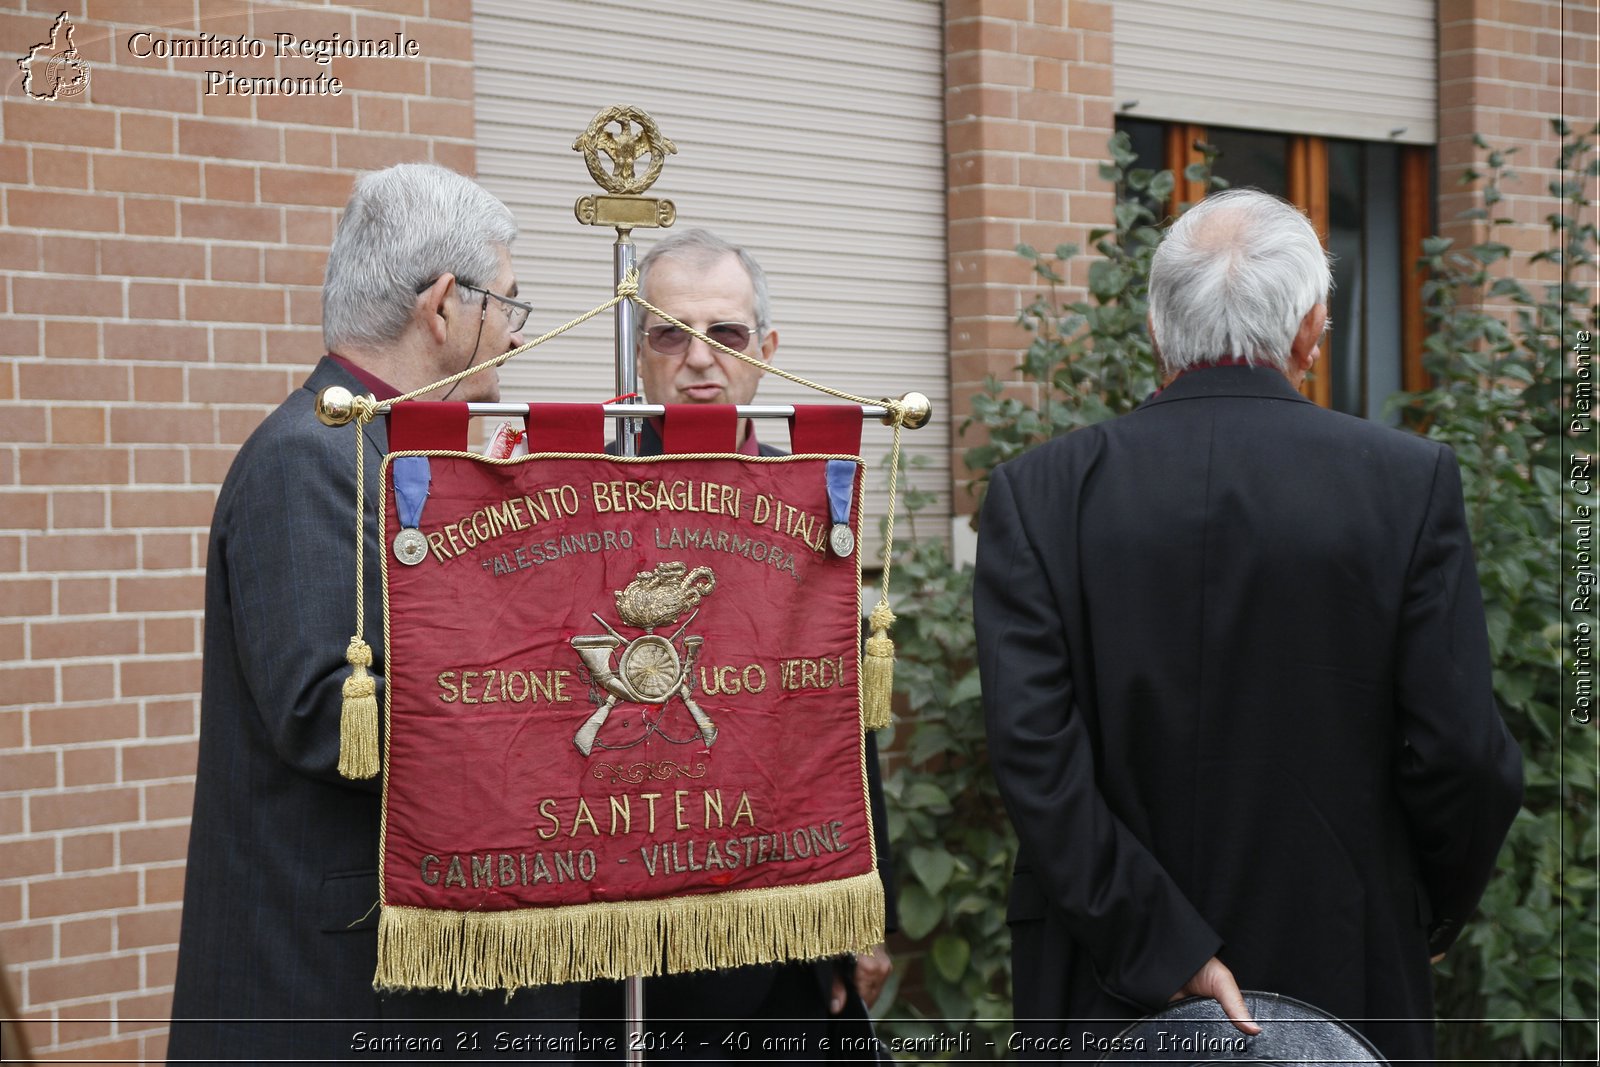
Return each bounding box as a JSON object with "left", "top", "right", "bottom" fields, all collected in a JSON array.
[
  {"left": 93, "top": 154, "right": 201, "bottom": 198},
  {"left": 334, "top": 131, "right": 423, "bottom": 171},
  {"left": 405, "top": 98, "right": 471, "bottom": 138},
  {"left": 142, "top": 780, "right": 194, "bottom": 822},
  {"left": 137, "top": 532, "right": 195, "bottom": 570},
  {"left": 336, "top": 56, "right": 426, "bottom": 97},
  {"left": 186, "top": 283, "right": 285, "bottom": 325},
  {"left": 143, "top": 699, "right": 196, "bottom": 739},
  {"left": 133, "top": 448, "right": 186, "bottom": 485},
  {"left": 0, "top": 144, "right": 26, "bottom": 183},
  {"left": 284, "top": 128, "right": 334, "bottom": 166},
  {"left": 258, "top": 165, "right": 352, "bottom": 209},
  {"left": 255, "top": 90, "right": 355, "bottom": 128},
  {"left": 31, "top": 618, "right": 139, "bottom": 660},
  {"left": 38, "top": 235, "right": 97, "bottom": 276},
  {"left": 116, "top": 822, "right": 189, "bottom": 869},
  {"left": 0, "top": 320, "right": 41, "bottom": 358},
  {"left": 125, "top": 197, "right": 177, "bottom": 237},
  {"left": 287, "top": 288, "right": 321, "bottom": 326},
  {"left": 0, "top": 917, "right": 55, "bottom": 963},
  {"left": 0, "top": 232, "right": 38, "bottom": 271},
  {"left": 358, "top": 95, "right": 406, "bottom": 133},
  {"left": 180, "top": 202, "right": 282, "bottom": 243},
  {"left": 6, "top": 189, "right": 121, "bottom": 233},
  {"left": 32, "top": 147, "right": 90, "bottom": 189},
  {"left": 15, "top": 363, "right": 127, "bottom": 404},
  {"left": 114, "top": 574, "right": 201, "bottom": 615},
  {"left": 119, "top": 113, "right": 175, "bottom": 154},
  {"left": 426, "top": 60, "right": 473, "bottom": 101},
  {"left": 29, "top": 789, "right": 139, "bottom": 834},
  {"left": 128, "top": 281, "right": 181, "bottom": 321},
  {"left": 100, "top": 238, "right": 206, "bottom": 281},
  {"left": 43, "top": 320, "right": 102, "bottom": 361},
  {"left": 27, "top": 953, "right": 140, "bottom": 1005},
  {"left": 44, "top": 576, "right": 108, "bottom": 615},
  {"left": 119, "top": 657, "right": 200, "bottom": 698},
  {"left": 144, "top": 945, "right": 179, "bottom": 986},
  {"left": 0, "top": 750, "right": 56, "bottom": 791},
  {"left": 128, "top": 366, "right": 185, "bottom": 408},
  {"left": 177, "top": 118, "right": 281, "bottom": 162},
  {"left": 211, "top": 327, "right": 264, "bottom": 363},
  {"left": 0, "top": 536, "right": 19, "bottom": 570},
  {"left": 143, "top": 862, "right": 187, "bottom": 905},
  {"left": 431, "top": 139, "right": 476, "bottom": 172},
  {"left": 264, "top": 247, "right": 327, "bottom": 287},
  {"left": 0, "top": 578, "right": 52, "bottom": 617},
  {"left": 0, "top": 406, "right": 46, "bottom": 444},
  {"left": 52, "top": 491, "right": 107, "bottom": 530},
  {"left": 211, "top": 244, "right": 262, "bottom": 283},
  {"left": 111, "top": 489, "right": 217, "bottom": 528},
  {"left": 102, "top": 323, "right": 206, "bottom": 365},
  {"left": 117, "top": 908, "right": 182, "bottom": 952},
  {"left": 89, "top": 67, "right": 198, "bottom": 114},
  {"left": 203, "top": 161, "right": 257, "bottom": 203},
  {"left": 18, "top": 450, "right": 130, "bottom": 488},
  {"left": 59, "top": 916, "right": 115, "bottom": 959},
  {"left": 0, "top": 797, "right": 21, "bottom": 838},
  {"left": 3, "top": 101, "right": 117, "bottom": 148},
  {"left": 192, "top": 444, "right": 250, "bottom": 483},
  {"left": 0, "top": 491, "right": 48, "bottom": 531},
  {"left": 29, "top": 703, "right": 139, "bottom": 746},
  {"left": 12, "top": 277, "right": 118, "bottom": 319},
  {"left": 62, "top": 746, "right": 118, "bottom": 788},
  {"left": 48, "top": 407, "right": 107, "bottom": 447},
  {"left": 142, "top": 616, "right": 195, "bottom": 655},
  {"left": 0, "top": 620, "right": 21, "bottom": 660},
  {"left": 283, "top": 208, "right": 336, "bottom": 246},
  {"left": 62, "top": 661, "right": 115, "bottom": 701}
]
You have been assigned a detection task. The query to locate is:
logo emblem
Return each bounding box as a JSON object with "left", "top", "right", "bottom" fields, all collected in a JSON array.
[
  {"left": 570, "top": 561, "right": 718, "bottom": 756},
  {"left": 17, "top": 12, "right": 90, "bottom": 102}
]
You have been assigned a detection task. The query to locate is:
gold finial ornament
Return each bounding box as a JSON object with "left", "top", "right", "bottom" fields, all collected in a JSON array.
[
  {"left": 573, "top": 105, "right": 678, "bottom": 232},
  {"left": 886, "top": 391, "right": 933, "bottom": 430},
  {"left": 315, "top": 385, "right": 357, "bottom": 427},
  {"left": 574, "top": 105, "right": 677, "bottom": 195}
]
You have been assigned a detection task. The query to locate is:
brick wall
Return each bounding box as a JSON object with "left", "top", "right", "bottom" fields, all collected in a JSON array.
[
  {"left": 0, "top": 1, "right": 474, "bottom": 1059},
  {"left": 1438, "top": 0, "right": 1598, "bottom": 292},
  {"left": 944, "top": 0, "right": 1116, "bottom": 513}
]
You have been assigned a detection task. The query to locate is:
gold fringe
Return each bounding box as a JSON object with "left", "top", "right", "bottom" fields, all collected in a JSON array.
[
  {"left": 338, "top": 636, "right": 380, "bottom": 780},
  {"left": 373, "top": 872, "right": 884, "bottom": 992},
  {"left": 861, "top": 601, "right": 896, "bottom": 731}
]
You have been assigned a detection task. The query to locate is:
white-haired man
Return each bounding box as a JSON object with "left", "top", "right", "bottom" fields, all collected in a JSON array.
[
  {"left": 975, "top": 188, "right": 1521, "bottom": 1062},
  {"left": 582, "top": 228, "right": 894, "bottom": 1058},
  {"left": 168, "top": 164, "right": 569, "bottom": 1061}
]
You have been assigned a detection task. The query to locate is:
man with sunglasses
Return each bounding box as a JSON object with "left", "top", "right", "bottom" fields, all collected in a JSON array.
[
  {"left": 583, "top": 228, "right": 895, "bottom": 1058},
  {"left": 169, "top": 163, "right": 571, "bottom": 1062}
]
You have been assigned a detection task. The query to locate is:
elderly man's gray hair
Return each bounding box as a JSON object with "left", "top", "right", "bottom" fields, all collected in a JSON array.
[
  {"left": 1148, "top": 188, "right": 1331, "bottom": 376},
  {"left": 636, "top": 228, "right": 773, "bottom": 340},
  {"left": 322, "top": 163, "right": 518, "bottom": 351}
]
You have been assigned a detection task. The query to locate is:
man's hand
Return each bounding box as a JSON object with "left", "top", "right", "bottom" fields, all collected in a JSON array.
[
  {"left": 1170, "top": 956, "right": 1260, "bottom": 1036},
  {"left": 830, "top": 943, "right": 892, "bottom": 1014}
]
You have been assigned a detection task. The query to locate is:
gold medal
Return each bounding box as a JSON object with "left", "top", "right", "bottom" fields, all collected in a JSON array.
[
  {"left": 393, "top": 527, "right": 428, "bottom": 566},
  {"left": 830, "top": 523, "right": 855, "bottom": 558}
]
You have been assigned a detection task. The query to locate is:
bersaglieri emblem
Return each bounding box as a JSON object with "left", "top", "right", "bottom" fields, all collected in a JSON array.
[{"left": 571, "top": 561, "right": 719, "bottom": 755}]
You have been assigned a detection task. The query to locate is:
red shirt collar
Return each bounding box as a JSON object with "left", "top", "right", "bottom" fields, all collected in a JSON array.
[
  {"left": 1151, "top": 356, "right": 1262, "bottom": 398},
  {"left": 327, "top": 353, "right": 402, "bottom": 402}
]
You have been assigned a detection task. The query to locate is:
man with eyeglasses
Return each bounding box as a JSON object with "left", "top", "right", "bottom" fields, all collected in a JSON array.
[
  {"left": 169, "top": 163, "right": 573, "bottom": 1062},
  {"left": 582, "top": 228, "right": 896, "bottom": 1058}
]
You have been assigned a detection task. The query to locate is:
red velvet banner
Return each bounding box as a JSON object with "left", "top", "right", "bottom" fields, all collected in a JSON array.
[{"left": 376, "top": 434, "right": 877, "bottom": 985}]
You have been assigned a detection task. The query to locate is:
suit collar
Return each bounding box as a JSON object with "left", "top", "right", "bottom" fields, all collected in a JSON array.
[
  {"left": 1140, "top": 364, "right": 1313, "bottom": 409},
  {"left": 303, "top": 356, "right": 388, "bottom": 454}
]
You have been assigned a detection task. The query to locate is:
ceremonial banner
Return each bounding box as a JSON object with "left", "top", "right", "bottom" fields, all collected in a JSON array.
[{"left": 373, "top": 403, "right": 884, "bottom": 991}]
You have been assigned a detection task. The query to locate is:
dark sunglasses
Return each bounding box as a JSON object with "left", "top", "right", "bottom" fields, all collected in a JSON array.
[{"left": 645, "top": 321, "right": 754, "bottom": 355}]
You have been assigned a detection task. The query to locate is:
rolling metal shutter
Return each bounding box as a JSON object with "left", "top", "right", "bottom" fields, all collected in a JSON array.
[
  {"left": 1113, "top": 0, "right": 1437, "bottom": 144},
  {"left": 473, "top": 0, "right": 949, "bottom": 553}
]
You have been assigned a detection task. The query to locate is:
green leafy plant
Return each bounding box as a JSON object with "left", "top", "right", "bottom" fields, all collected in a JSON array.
[{"left": 1400, "top": 120, "right": 1598, "bottom": 1064}]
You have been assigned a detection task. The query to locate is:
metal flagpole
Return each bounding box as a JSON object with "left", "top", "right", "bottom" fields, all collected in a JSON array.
[{"left": 572, "top": 103, "right": 682, "bottom": 1067}]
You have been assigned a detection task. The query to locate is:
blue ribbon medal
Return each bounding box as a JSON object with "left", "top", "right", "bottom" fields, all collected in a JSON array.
[
  {"left": 391, "top": 456, "right": 432, "bottom": 567},
  {"left": 825, "top": 459, "right": 856, "bottom": 558}
]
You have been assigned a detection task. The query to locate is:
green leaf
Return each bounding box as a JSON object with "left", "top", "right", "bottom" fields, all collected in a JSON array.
[
  {"left": 909, "top": 846, "right": 958, "bottom": 896},
  {"left": 897, "top": 883, "right": 943, "bottom": 939},
  {"left": 930, "top": 934, "right": 972, "bottom": 983}
]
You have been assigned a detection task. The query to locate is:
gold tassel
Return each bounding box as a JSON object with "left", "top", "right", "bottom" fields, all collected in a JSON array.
[
  {"left": 861, "top": 601, "right": 896, "bottom": 731},
  {"left": 338, "top": 636, "right": 380, "bottom": 780}
]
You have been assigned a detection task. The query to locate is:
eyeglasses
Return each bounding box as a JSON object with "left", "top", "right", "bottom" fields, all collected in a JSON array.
[
  {"left": 644, "top": 321, "right": 755, "bottom": 355},
  {"left": 457, "top": 282, "right": 533, "bottom": 333}
]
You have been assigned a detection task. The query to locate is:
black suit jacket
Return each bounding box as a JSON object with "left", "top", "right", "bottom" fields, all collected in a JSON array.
[
  {"left": 974, "top": 366, "right": 1522, "bottom": 1063},
  {"left": 169, "top": 359, "right": 576, "bottom": 1063}
]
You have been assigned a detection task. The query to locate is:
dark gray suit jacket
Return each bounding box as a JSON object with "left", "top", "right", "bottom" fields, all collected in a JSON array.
[
  {"left": 975, "top": 365, "right": 1522, "bottom": 1064},
  {"left": 168, "top": 359, "right": 576, "bottom": 1062}
]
